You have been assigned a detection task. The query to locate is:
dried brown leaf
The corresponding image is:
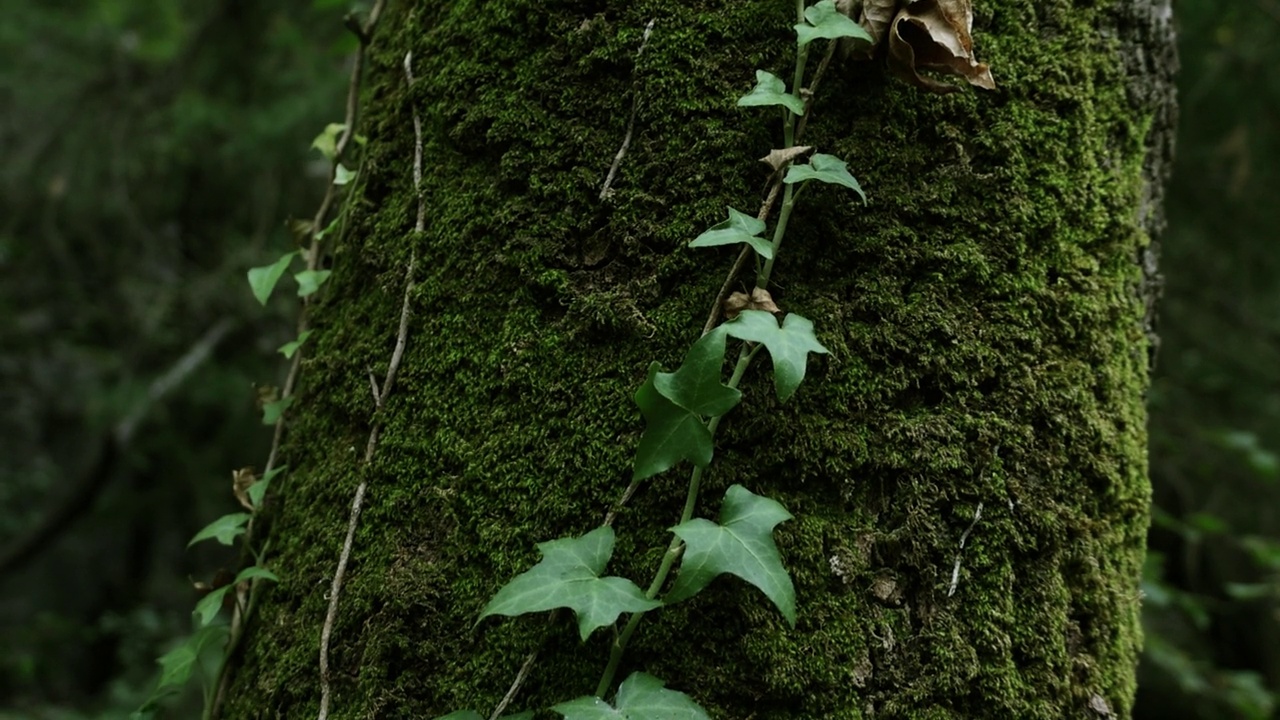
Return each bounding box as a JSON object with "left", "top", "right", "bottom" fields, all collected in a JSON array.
[
  {"left": 749, "top": 288, "right": 781, "bottom": 314},
  {"left": 760, "top": 146, "right": 813, "bottom": 173},
  {"left": 888, "top": 0, "right": 996, "bottom": 94},
  {"left": 232, "top": 466, "right": 257, "bottom": 511},
  {"left": 724, "top": 292, "right": 751, "bottom": 320}
]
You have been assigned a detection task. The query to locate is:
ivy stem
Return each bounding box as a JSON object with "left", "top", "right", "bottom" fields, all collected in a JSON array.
[
  {"left": 756, "top": 182, "right": 797, "bottom": 291},
  {"left": 594, "top": 345, "right": 760, "bottom": 698}
]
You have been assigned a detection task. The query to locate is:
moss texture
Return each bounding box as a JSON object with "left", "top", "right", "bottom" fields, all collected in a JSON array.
[{"left": 223, "top": 0, "right": 1167, "bottom": 718}]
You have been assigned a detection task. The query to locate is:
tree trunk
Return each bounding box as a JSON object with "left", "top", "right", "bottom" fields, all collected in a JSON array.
[{"left": 224, "top": 0, "right": 1175, "bottom": 718}]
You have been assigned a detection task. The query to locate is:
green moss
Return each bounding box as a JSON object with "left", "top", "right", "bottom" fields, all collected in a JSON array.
[{"left": 221, "top": 0, "right": 1158, "bottom": 718}]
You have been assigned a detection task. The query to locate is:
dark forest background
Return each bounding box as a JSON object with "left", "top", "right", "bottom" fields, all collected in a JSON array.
[{"left": 0, "top": 1, "right": 1277, "bottom": 717}]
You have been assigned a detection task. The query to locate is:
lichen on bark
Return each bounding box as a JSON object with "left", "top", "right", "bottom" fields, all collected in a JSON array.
[{"left": 221, "top": 1, "right": 1174, "bottom": 718}]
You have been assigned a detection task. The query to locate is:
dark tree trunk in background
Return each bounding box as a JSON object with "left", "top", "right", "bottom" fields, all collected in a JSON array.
[{"left": 225, "top": 0, "right": 1176, "bottom": 717}]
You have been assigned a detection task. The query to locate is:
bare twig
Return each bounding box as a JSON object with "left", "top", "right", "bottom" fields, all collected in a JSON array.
[
  {"left": 600, "top": 19, "right": 656, "bottom": 200},
  {"left": 315, "top": 44, "right": 420, "bottom": 720},
  {"left": 947, "top": 502, "right": 983, "bottom": 597}
]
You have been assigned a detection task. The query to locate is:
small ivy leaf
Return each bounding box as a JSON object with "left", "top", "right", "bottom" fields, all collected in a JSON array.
[
  {"left": 248, "top": 465, "right": 284, "bottom": 510},
  {"left": 736, "top": 70, "right": 805, "bottom": 117},
  {"left": 478, "top": 527, "right": 660, "bottom": 641},
  {"left": 724, "top": 311, "right": 829, "bottom": 402},
  {"left": 667, "top": 484, "right": 796, "bottom": 626},
  {"left": 234, "top": 566, "right": 280, "bottom": 584},
  {"left": 689, "top": 207, "right": 773, "bottom": 260},
  {"left": 796, "top": 0, "right": 874, "bottom": 46},
  {"left": 193, "top": 586, "right": 232, "bottom": 627},
  {"left": 652, "top": 326, "right": 742, "bottom": 417},
  {"left": 311, "top": 122, "right": 346, "bottom": 161},
  {"left": 155, "top": 624, "right": 227, "bottom": 691},
  {"left": 553, "top": 672, "right": 710, "bottom": 720},
  {"left": 188, "top": 513, "right": 252, "bottom": 548},
  {"left": 783, "top": 153, "right": 867, "bottom": 202},
  {"left": 435, "top": 712, "right": 483, "bottom": 720},
  {"left": 633, "top": 363, "right": 714, "bottom": 480},
  {"left": 295, "top": 269, "right": 333, "bottom": 298},
  {"left": 247, "top": 251, "right": 300, "bottom": 306},
  {"left": 261, "top": 395, "right": 294, "bottom": 425},
  {"left": 333, "top": 164, "right": 356, "bottom": 186},
  {"left": 279, "top": 330, "right": 314, "bottom": 359}
]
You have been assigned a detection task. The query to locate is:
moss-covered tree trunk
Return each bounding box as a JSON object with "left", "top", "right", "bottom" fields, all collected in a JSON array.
[{"left": 224, "top": 1, "right": 1175, "bottom": 717}]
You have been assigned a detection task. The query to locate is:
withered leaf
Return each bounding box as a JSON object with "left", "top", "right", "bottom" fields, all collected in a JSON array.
[
  {"left": 232, "top": 467, "right": 256, "bottom": 511},
  {"left": 888, "top": 0, "right": 996, "bottom": 94},
  {"left": 760, "top": 146, "right": 814, "bottom": 173},
  {"left": 724, "top": 288, "right": 782, "bottom": 320}
]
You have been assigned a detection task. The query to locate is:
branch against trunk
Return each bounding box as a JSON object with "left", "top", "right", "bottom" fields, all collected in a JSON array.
[{"left": 220, "top": 1, "right": 1170, "bottom": 717}]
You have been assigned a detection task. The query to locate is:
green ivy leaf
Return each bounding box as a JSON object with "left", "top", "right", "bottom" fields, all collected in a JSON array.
[
  {"left": 188, "top": 513, "right": 251, "bottom": 548},
  {"left": 783, "top": 153, "right": 867, "bottom": 202},
  {"left": 261, "top": 395, "right": 294, "bottom": 425},
  {"left": 633, "top": 364, "right": 712, "bottom": 480},
  {"left": 247, "top": 251, "right": 300, "bottom": 306},
  {"left": 724, "top": 311, "right": 829, "bottom": 402},
  {"left": 652, "top": 326, "right": 741, "bottom": 417},
  {"left": 311, "top": 122, "right": 346, "bottom": 161},
  {"left": 796, "top": 0, "right": 874, "bottom": 46},
  {"left": 248, "top": 466, "right": 284, "bottom": 510},
  {"left": 295, "top": 269, "right": 333, "bottom": 298},
  {"left": 333, "top": 164, "right": 356, "bottom": 186},
  {"left": 235, "top": 566, "right": 280, "bottom": 584},
  {"left": 155, "top": 624, "right": 227, "bottom": 691},
  {"left": 688, "top": 207, "right": 773, "bottom": 259},
  {"left": 193, "top": 586, "right": 231, "bottom": 627},
  {"left": 553, "top": 672, "right": 709, "bottom": 720},
  {"left": 279, "top": 330, "right": 314, "bottom": 359},
  {"left": 736, "top": 70, "right": 805, "bottom": 116},
  {"left": 478, "top": 527, "right": 659, "bottom": 641},
  {"left": 667, "top": 485, "right": 796, "bottom": 626}
]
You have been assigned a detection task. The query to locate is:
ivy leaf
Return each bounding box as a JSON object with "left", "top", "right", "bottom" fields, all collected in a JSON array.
[
  {"left": 279, "top": 330, "right": 314, "bottom": 359},
  {"left": 553, "top": 672, "right": 709, "bottom": 720},
  {"left": 261, "top": 395, "right": 294, "bottom": 425},
  {"left": 783, "top": 153, "right": 867, "bottom": 202},
  {"left": 235, "top": 566, "right": 280, "bottom": 584},
  {"left": 667, "top": 485, "right": 796, "bottom": 626},
  {"left": 155, "top": 624, "right": 227, "bottom": 691},
  {"left": 311, "top": 122, "right": 346, "bottom": 161},
  {"left": 247, "top": 251, "right": 300, "bottom": 306},
  {"left": 633, "top": 364, "right": 713, "bottom": 480},
  {"left": 478, "top": 527, "right": 660, "bottom": 641},
  {"left": 796, "top": 0, "right": 874, "bottom": 46},
  {"left": 652, "top": 326, "right": 741, "bottom": 417},
  {"left": 188, "top": 513, "right": 251, "bottom": 548},
  {"left": 248, "top": 465, "right": 284, "bottom": 510},
  {"left": 736, "top": 70, "right": 805, "bottom": 116},
  {"left": 333, "top": 164, "right": 356, "bottom": 186},
  {"left": 724, "top": 311, "right": 829, "bottom": 402},
  {"left": 689, "top": 207, "right": 773, "bottom": 259},
  {"left": 193, "top": 586, "right": 232, "bottom": 627},
  {"left": 295, "top": 269, "right": 333, "bottom": 298}
]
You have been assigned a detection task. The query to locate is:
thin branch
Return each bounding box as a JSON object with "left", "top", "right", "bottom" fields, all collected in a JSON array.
[
  {"left": 600, "top": 19, "right": 656, "bottom": 200},
  {"left": 315, "top": 42, "right": 418, "bottom": 720},
  {"left": 947, "top": 502, "right": 984, "bottom": 598}
]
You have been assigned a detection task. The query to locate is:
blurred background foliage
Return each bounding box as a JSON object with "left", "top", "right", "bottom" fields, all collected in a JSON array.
[
  {"left": 0, "top": 0, "right": 1277, "bottom": 718},
  {"left": 0, "top": 0, "right": 353, "bottom": 716}
]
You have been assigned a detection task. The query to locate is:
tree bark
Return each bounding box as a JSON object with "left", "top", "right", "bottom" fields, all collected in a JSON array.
[{"left": 224, "top": 1, "right": 1175, "bottom": 718}]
